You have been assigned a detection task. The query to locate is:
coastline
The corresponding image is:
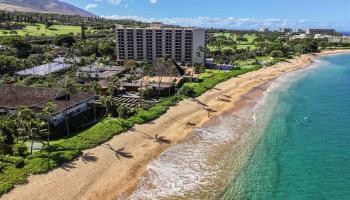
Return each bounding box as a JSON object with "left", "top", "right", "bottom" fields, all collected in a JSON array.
[{"left": 2, "top": 50, "right": 350, "bottom": 200}]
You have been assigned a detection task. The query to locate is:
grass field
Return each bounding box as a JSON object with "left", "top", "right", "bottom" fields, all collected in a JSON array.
[
  {"left": 0, "top": 24, "right": 81, "bottom": 37},
  {"left": 209, "top": 33, "right": 257, "bottom": 51}
]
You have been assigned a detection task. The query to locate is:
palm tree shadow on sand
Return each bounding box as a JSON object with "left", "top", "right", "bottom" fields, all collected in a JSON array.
[
  {"left": 154, "top": 134, "right": 171, "bottom": 144},
  {"left": 101, "top": 144, "right": 133, "bottom": 159},
  {"left": 82, "top": 152, "right": 98, "bottom": 164},
  {"left": 60, "top": 162, "right": 77, "bottom": 171},
  {"left": 130, "top": 128, "right": 171, "bottom": 145}
]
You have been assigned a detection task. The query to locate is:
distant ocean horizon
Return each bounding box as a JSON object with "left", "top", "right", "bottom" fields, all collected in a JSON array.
[{"left": 340, "top": 31, "right": 350, "bottom": 36}]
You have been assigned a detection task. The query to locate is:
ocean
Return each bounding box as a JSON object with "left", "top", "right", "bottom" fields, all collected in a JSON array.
[
  {"left": 127, "top": 53, "right": 350, "bottom": 200},
  {"left": 341, "top": 32, "right": 350, "bottom": 36}
]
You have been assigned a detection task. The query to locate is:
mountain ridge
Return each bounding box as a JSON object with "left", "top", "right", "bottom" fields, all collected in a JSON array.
[{"left": 0, "top": 0, "right": 96, "bottom": 17}]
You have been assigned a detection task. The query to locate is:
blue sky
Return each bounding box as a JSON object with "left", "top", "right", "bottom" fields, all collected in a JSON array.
[{"left": 61, "top": 0, "right": 350, "bottom": 30}]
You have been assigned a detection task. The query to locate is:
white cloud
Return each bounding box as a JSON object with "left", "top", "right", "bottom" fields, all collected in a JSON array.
[
  {"left": 150, "top": 0, "right": 158, "bottom": 3},
  {"left": 107, "top": 0, "right": 122, "bottom": 6},
  {"left": 85, "top": 3, "right": 98, "bottom": 10},
  {"left": 103, "top": 15, "right": 324, "bottom": 29}
]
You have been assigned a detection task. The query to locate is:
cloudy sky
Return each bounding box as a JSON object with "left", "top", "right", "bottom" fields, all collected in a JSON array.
[{"left": 62, "top": 0, "right": 350, "bottom": 30}]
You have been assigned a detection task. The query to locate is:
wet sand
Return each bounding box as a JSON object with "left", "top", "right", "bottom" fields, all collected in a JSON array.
[{"left": 2, "top": 50, "right": 350, "bottom": 200}]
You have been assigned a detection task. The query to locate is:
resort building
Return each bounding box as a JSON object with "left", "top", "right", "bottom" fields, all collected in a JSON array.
[
  {"left": 115, "top": 23, "right": 207, "bottom": 65},
  {"left": 76, "top": 65, "right": 125, "bottom": 80},
  {"left": 306, "top": 29, "right": 336, "bottom": 35},
  {"left": 314, "top": 35, "right": 350, "bottom": 43},
  {"left": 290, "top": 34, "right": 309, "bottom": 40},
  {"left": 0, "top": 85, "right": 94, "bottom": 126},
  {"left": 259, "top": 28, "right": 269, "bottom": 32},
  {"left": 293, "top": 29, "right": 305, "bottom": 33},
  {"left": 278, "top": 28, "right": 293, "bottom": 33}
]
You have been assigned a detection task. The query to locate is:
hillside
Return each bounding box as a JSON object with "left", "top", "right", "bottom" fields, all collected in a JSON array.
[{"left": 0, "top": 0, "right": 95, "bottom": 17}]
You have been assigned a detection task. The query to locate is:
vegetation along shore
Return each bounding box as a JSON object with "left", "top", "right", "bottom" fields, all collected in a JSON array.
[{"left": 1, "top": 50, "right": 350, "bottom": 200}]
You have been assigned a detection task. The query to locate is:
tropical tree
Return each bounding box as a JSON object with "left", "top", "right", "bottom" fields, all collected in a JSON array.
[
  {"left": 15, "top": 106, "right": 42, "bottom": 154},
  {"left": 138, "top": 66, "right": 145, "bottom": 106},
  {"left": 0, "top": 118, "right": 16, "bottom": 155},
  {"left": 123, "top": 59, "right": 137, "bottom": 72},
  {"left": 91, "top": 81, "right": 101, "bottom": 122},
  {"left": 101, "top": 77, "right": 120, "bottom": 117},
  {"left": 42, "top": 102, "right": 56, "bottom": 147},
  {"left": 100, "top": 95, "right": 115, "bottom": 117},
  {"left": 117, "top": 105, "right": 129, "bottom": 119},
  {"left": 61, "top": 78, "right": 76, "bottom": 136},
  {"left": 39, "top": 102, "right": 55, "bottom": 168}
]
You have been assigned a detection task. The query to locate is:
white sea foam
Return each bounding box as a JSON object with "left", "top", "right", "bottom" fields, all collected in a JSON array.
[{"left": 124, "top": 62, "right": 323, "bottom": 200}]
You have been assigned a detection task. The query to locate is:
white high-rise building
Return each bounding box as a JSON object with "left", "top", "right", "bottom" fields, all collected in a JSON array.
[
  {"left": 259, "top": 28, "right": 269, "bottom": 32},
  {"left": 116, "top": 23, "right": 206, "bottom": 65}
]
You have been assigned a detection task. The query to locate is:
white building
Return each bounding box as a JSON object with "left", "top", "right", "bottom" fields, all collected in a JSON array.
[
  {"left": 278, "top": 28, "right": 293, "bottom": 33},
  {"left": 306, "top": 29, "right": 336, "bottom": 35},
  {"left": 290, "top": 34, "right": 309, "bottom": 40},
  {"left": 259, "top": 28, "right": 269, "bottom": 32},
  {"left": 116, "top": 23, "right": 207, "bottom": 65},
  {"left": 314, "top": 35, "right": 350, "bottom": 43}
]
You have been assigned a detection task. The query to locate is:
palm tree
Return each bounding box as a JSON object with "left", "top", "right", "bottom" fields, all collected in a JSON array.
[
  {"left": 42, "top": 102, "right": 56, "bottom": 147},
  {"left": 101, "top": 56, "right": 111, "bottom": 67},
  {"left": 67, "top": 47, "right": 75, "bottom": 65},
  {"left": 61, "top": 78, "right": 76, "bottom": 136},
  {"left": 63, "top": 54, "right": 68, "bottom": 69},
  {"left": 154, "top": 57, "right": 166, "bottom": 97},
  {"left": 91, "top": 81, "right": 101, "bottom": 122},
  {"left": 41, "top": 102, "right": 55, "bottom": 169},
  {"left": 138, "top": 66, "right": 145, "bottom": 106},
  {"left": 45, "top": 56, "right": 51, "bottom": 74},
  {"left": 100, "top": 95, "right": 115, "bottom": 117},
  {"left": 101, "top": 77, "right": 120, "bottom": 117},
  {"left": 108, "top": 76, "right": 120, "bottom": 96},
  {"left": 15, "top": 106, "right": 40, "bottom": 154}
]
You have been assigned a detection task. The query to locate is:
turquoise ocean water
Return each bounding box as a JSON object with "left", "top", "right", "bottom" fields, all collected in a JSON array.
[
  {"left": 222, "top": 53, "right": 350, "bottom": 200},
  {"left": 127, "top": 54, "right": 350, "bottom": 200}
]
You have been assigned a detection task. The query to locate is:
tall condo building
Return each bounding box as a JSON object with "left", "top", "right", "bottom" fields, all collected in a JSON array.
[{"left": 116, "top": 23, "right": 206, "bottom": 65}]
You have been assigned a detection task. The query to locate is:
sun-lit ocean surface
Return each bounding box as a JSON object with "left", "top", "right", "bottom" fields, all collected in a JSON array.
[{"left": 126, "top": 53, "right": 350, "bottom": 200}]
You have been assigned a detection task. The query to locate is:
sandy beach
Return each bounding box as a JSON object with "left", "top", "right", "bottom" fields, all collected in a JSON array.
[{"left": 2, "top": 49, "right": 350, "bottom": 200}]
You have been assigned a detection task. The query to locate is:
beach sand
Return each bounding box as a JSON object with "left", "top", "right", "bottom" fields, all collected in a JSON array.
[{"left": 2, "top": 50, "right": 350, "bottom": 200}]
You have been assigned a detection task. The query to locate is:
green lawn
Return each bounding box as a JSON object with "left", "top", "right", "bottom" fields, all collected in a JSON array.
[
  {"left": 209, "top": 33, "right": 257, "bottom": 50},
  {"left": 0, "top": 24, "right": 81, "bottom": 37},
  {"left": 212, "top": 33, "right": 256, "bottom": 43}
]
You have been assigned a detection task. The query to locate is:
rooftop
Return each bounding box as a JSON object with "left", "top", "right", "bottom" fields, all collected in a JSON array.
[
  {"left": 77, "top": 65, "right": 125, "bottom": 79},
  {"left": 0, "top": 85, "right": 93, "bottom": 113},
  {"left": 78, "top": 65, "right": 125, "bottom": 73},
  {"left": 16, "top": 57, "right": 72, "bottom": 76}
]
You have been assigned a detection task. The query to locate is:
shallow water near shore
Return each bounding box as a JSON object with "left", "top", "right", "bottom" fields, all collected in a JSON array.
[{"left": 126, "top": 53, "right": 350, "bottom": 200}]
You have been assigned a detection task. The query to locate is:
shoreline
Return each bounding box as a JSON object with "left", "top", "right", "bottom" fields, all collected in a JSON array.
[{"left": 2, "top": 49, "right": 350, "bottom": 200}]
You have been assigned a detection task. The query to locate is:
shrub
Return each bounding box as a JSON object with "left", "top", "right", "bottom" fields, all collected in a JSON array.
[
  {"left": 12, "top": 142, "right": 28, "bottom": 157},
  {"left": 54, "top": 34, "right": 76, "bottom": 46}
]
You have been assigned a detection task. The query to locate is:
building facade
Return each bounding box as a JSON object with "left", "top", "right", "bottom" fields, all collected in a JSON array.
[
  {"left": 278, "top": 28, "right": 293, "bottom": 33},
  {"left": 259, "top": 28, "right": 269, "bottom": 32},
  {"left": 116, "top": 23, "right": 206, "bottom": 65},
  {"left": 306, "top": 29, "right": 336, "bottom": 35}
]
